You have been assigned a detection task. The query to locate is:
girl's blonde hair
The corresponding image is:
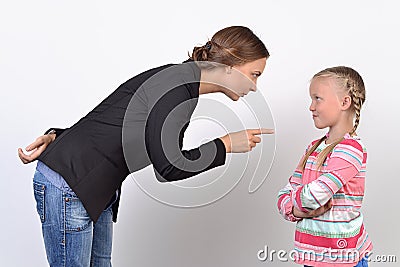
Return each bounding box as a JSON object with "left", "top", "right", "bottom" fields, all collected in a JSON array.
[{"left": 300, "top": 66, "right": 366, "bottom": 171}]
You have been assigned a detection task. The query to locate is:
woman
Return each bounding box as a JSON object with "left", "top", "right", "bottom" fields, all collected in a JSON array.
[{"left": 18, "top": 26, "right": 273, "bottom": 267}]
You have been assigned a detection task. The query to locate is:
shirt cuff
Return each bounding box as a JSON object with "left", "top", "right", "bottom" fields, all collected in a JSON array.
[{"left": 211, "top": 138, "right": 226, "bottom": 167}]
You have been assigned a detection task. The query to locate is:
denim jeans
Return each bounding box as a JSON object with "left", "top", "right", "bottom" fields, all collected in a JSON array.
[
  {"left": 33, "top": 170, "right": 113, "bottom": 267},
  {"left": 304, "top": 256, "right": 368, "bottom": 267}
]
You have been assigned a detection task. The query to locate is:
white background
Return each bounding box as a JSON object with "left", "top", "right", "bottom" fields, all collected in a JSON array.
[{"left": 1, "top": 1, "right": 399, "bottom": 266}]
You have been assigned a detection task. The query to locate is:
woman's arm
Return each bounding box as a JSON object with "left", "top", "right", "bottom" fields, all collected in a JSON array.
[
  {"left": 145, "top": 84, "right": 227, "bottom": 182},
  {"left": 144, "top": 84, "right": 272, "bottom": 182}
]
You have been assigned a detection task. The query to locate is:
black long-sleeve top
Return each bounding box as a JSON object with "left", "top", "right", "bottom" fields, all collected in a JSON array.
[{"left": 38, "top": 60, "right": 226, "bottom": 222}]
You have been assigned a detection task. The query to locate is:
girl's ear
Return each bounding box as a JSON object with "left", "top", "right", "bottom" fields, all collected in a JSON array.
[{"left": 342, "top": 95, "right": 352, "bottom": 110}]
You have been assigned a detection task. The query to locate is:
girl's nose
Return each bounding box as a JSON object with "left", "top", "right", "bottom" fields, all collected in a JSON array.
[{"left": 309, "top": 102, "right": 315, "bottom": 111}]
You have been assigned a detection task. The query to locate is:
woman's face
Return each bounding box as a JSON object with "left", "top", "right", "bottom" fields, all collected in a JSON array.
[{"left": 222, "top": 57, "right": 267, "bottom": 101}]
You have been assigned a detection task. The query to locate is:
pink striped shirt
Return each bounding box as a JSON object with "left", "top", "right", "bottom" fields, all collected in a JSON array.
[{"left": 277, "top": 133, "right": 373, "bottom": 266}]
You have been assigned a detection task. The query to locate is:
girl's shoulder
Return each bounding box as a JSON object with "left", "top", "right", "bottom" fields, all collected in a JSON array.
[
  {"left": 336, "top": 133, "right": 366, "bottom": 153},
  {"left": 331, "top": 134, "right": 367, "bottom": 166},
  {"left": 304, "top": 137, "right": 325, "bottom": 154},
  {"left": 307, "top": 137, "right": 324, "bottom": 148},
  {"left": 310, "top": 138, "right": 322, "bottom": 146}
]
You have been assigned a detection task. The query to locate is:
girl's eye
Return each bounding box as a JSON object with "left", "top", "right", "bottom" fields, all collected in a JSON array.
[{"left": 252, "top": 73, "right": 261, "bottom": 78}]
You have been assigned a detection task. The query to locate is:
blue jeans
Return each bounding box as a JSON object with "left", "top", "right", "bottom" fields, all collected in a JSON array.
[
  {"left": 33, "top": 170, "right": 113, "bottom": 267},
  {"left": 304, "top": 257, "right": 368, "bottom": 267}
]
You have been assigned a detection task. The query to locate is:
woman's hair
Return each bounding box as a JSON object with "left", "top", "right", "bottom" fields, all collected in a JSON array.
[
  {"left": 300, "top": 66, "right": 366, "bottom": 171},
  {"left": 190, "top": 26, "right": 269, "bottom": 69}
]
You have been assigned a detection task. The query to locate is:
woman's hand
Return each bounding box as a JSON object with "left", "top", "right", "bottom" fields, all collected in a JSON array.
[
  {"left": 219, "top": 128, "right": 274, "bottom": 153},
  {"left": 293, "top": 199, "right": 333, "bottom": 218},
  {"left": 18, "top": 134, "right": 56, "bottom": 164}
]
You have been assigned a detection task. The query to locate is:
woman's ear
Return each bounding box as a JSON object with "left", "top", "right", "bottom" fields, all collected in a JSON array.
[{"left": 342, "top": 95, "right": 352, "bottom": 110}]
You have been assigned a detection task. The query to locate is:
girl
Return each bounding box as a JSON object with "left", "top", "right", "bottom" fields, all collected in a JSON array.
[
  {"left": 277, "top": 66, "right": 372, "bottom": 266},
  {"left": 18, "top": 26, "right": 273, "bottom": 267}
]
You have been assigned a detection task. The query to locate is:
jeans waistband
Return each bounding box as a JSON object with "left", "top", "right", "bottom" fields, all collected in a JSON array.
[{"left": 36, "top": 161, "right": 75, "bottom": 194}]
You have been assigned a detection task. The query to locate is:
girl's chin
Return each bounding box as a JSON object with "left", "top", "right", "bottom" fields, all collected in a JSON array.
[{"left": 313, "top": 122, "right": 327, "bottom": 129}]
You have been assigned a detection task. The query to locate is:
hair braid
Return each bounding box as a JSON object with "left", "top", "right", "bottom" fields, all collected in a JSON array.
[{"left": 348, "top": 79, "right": 364, "bottom": 135}]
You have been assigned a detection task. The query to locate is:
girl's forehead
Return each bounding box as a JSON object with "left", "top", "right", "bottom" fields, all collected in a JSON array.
[{"left": 310, "top": 77, "right": 334, "bottom": 91}]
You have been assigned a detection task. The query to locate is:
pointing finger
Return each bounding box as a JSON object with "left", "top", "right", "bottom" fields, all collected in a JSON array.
[{"left": 248, "top": 128, "right": 275, "bottom": 135}]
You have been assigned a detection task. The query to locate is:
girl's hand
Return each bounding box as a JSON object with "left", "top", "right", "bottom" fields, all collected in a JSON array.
[
  {"left": 293, "top": 199, "right": 333, "bottom": 218},
  {"left": 18, "top": 134, "right": 56, "bottom": 164},
  {"left": 219, "top": 128, "right": 274, "bottom": 153}
]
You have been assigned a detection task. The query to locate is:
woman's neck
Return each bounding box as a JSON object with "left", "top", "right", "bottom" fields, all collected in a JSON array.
[
  {"left": 198, "top": 68, "right": 225, "bottom": 95},
  {"left": 198, "top": 81, "right": 216, "bottom": 95}
]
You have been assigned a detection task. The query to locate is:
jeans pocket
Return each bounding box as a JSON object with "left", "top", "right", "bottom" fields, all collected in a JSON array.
[
  {"left": 64, "top": 194, "right": 92, "bottom": 232},
  {"left": 33, "top": 181, "right": 46, "bottom": 223}
]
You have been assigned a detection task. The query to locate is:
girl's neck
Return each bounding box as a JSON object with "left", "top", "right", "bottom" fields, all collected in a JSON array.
[{"left": 326, "top": 118, "right": 354, "bottom": 144}]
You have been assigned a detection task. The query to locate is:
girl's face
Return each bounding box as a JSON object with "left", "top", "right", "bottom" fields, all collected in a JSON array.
[
  {"left": 309, "top": 77, "right": 347, "bottom": 129},
  {"left": 222, "top": 57, "right": 267, "bottom": 101}
]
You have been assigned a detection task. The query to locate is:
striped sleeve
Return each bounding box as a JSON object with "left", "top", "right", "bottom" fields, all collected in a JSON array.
[
  {"left": 277, "top": 182, "right": 303, "bottom": 222},
  {"left": 277, "top": 144, "right": 312, "bottom": 222},
  {"left": 293, "top": 139, "right": 364, "bottom": 213}
]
